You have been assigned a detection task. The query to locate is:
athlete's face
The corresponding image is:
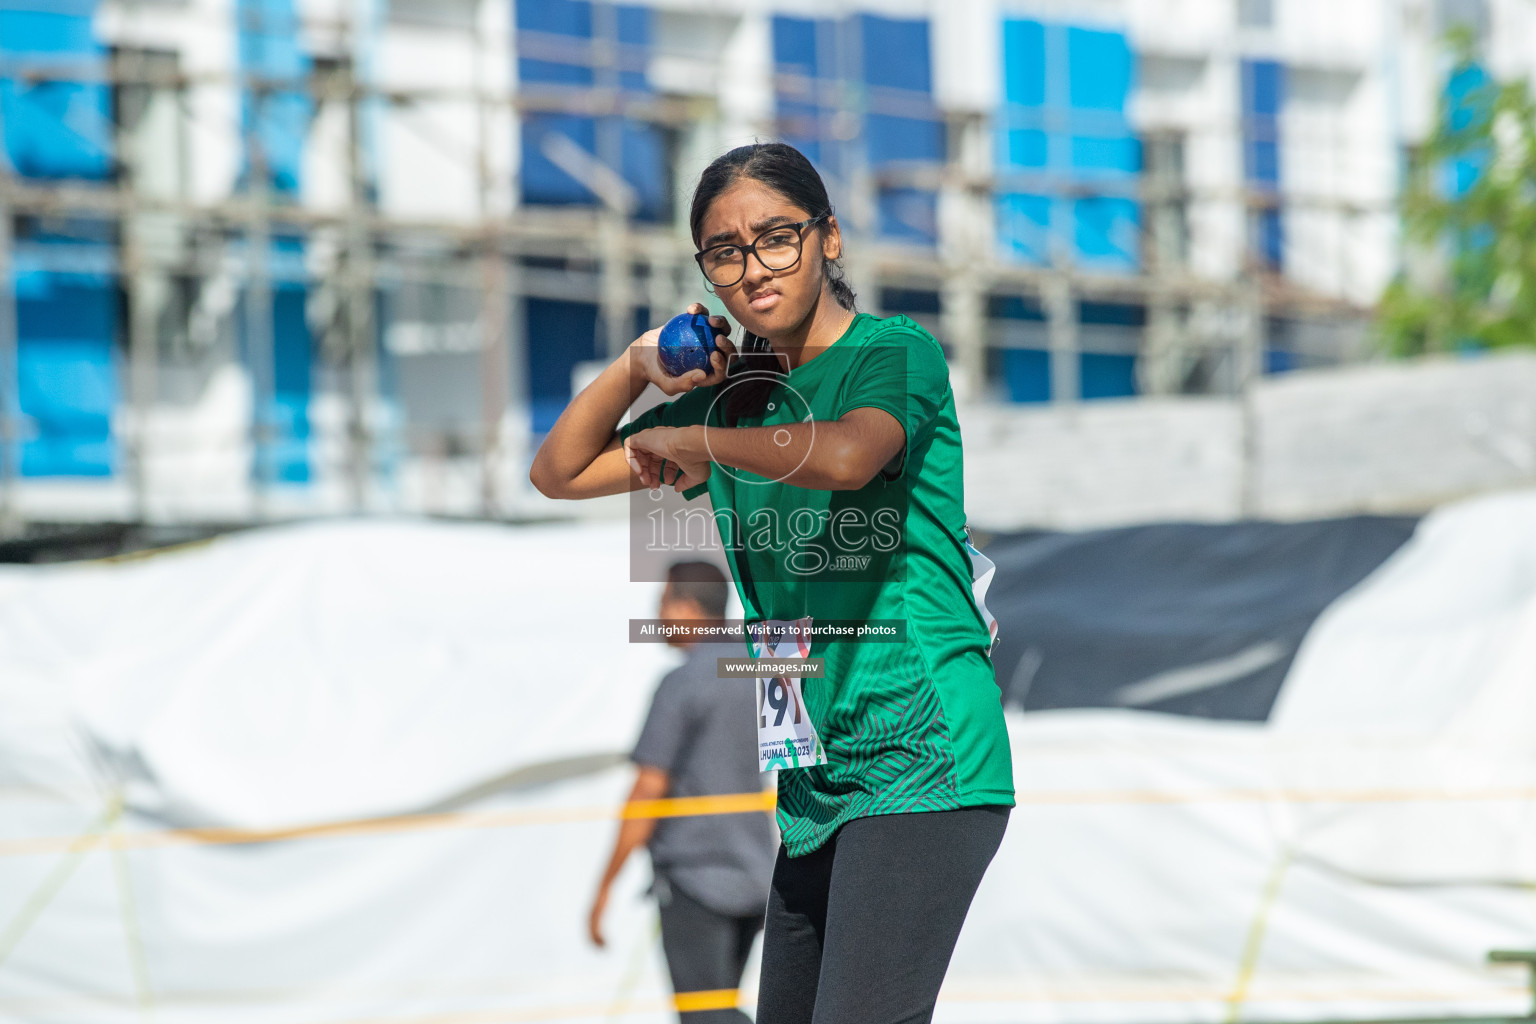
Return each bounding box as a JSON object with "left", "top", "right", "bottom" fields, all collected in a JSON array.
[{"left": 695, "top": 178, "right": 841, "bottom": 340}]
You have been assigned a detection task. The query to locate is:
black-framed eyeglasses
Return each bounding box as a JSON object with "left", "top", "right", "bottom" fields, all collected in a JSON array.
[{"left": 693, "top": 213, "right": 830, "bottom": 288}]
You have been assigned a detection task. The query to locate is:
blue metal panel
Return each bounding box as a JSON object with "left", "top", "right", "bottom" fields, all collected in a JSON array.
[
  {"left": 1241, "top": 58, "right": 1284, "bottom": 270},
  {"left": 1075, "top": 196, "right": 1140, "bottom": 264},
  {"left": 1070, "top": 133, "right": 1140, "bottom": 176},
  {"left": 1254, "top": 207, "right": 1283, "bottom": 270},
  {"left": 620, "top": 120, "right": 666, "bottom": 222},
  {"left": 772, "top": 16, "right": 820, "bottom": 80},
  {"left": 862, "top": 16, "right": 941, "bottom": 245},
  {"left": 1265, "top": 348, "right": 1298, "bottom": 373},
  {"left": 776, "top": 97, "right": 824, "bottom": 166},
  {"left": 237, "top": 0, "right": 311, "bottom": 196},
  {"left": 1002, "top": 349, "right": 1051, "bottom": 402},
  {"left": 1067, "top": 28, "right": 1132, "bottom": 111},
  {"left": 516, "top": 0, "right": 592, "bottom": 36},
  {"left": 521, "top": 113, "right": 599, "bottom": 206},
  {"left": 772, "top": 13, "right": 829, "bottom": 159},
  {"left": 989, "top": 295, "right": 1048, "bottom": 321},
  {"left": 515, "top": 0, "right": 663, "bottom": 223},
  {"left": 998, "top": 18, "right": 1140, "bottom": 274},
  {"left": 519, "top": 56, "right": 596, "bottom": 87},
  {"left": 234, "top": 237, "right": 313, "bottom": 485},
  {"left": 1007, "top": 129, "right": 1049, "bottom": 168},
  {"left": 771, "top": 15, "right": 853, "bottom": 192},
  {"left": 860, "top": 14, "right": 931, "bottom": 93},
  {"left": 616, "top": 5, "right": 647, "bottom": 44},
  {"left": 1080, "top": 301, "right": 1145, "bottom": 327},
  {"left": 876, "top": 188, "right": 938, "bottom": 245},
  {"left": 527, "top": 298, "right": 598, "bottom": 435},
  {"left": 516, "top": 0, "right": 596, "bottom": 88},
  {"left": 881, "top": 288, "right": 941, "bottom": 315},
  {"left": 1240, "top": 59, "right": 1282, "bottom": 187},
  {"left": 2, "top": 6, "right": 120, "bottom": 476},
  {"left": 998, "top": 192, "right": 1053, "bottom": 263},
  {"left": 0, "top": 5, "right": 99, "bottom": 52},
  {"left": 263, "top": 285, "right": 312, "bottom": 484},
  {"left": 995, "top": 289, "right": 1052, "bottom": 403},
  {"left": 1246, "top": 136, "right": 1280, "bottom": 185},
  {"left": 1079, "top": 303, "right": 1142, "bottom": 399},
  {"left": 1240, "top": 61, "right": 1283, "bottom": 188},
  {"left": 615, "top": 4, "right": 648, "bottom": 91},
  {"left": 15, "top": 275, "right": 118, "bottom": 477},
  {"left": 865, "top": 113, "right": 943, "bottom": 165},
  {"left": 237, "top": 1, "right": 312, "bottom": 482},
  {"left": 1002, "top": 20, "right": 1047, "bottom": 107},
  {"left": 1244, "top": 59, "right": 1284, "bottom": 118},
  {"left": 1080, "top": 352, "right": 1137, "bottom": 399},
  {"left": 771, "top": 14, "right": 941, "bottom": 245},
  {"left": 0, "top": 3, "right": 113, "bottom": 180}
]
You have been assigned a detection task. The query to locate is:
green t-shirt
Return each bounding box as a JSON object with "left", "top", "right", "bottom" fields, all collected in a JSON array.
[{"left": 620, "top": 312, "right": 1015, "bottom": 856}]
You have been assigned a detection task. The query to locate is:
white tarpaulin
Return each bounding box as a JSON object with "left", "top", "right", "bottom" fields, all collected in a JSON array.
[{"left": 3, "top": 493, "right": 1536, "bottom": 1023}]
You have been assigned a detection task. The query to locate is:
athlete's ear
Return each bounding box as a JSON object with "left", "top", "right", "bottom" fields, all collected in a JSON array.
[{"left": 821, "top": 216, "right": 842, "bottom": 261}]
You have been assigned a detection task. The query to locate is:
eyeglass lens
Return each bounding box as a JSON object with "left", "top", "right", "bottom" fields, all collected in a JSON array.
[{"left": 700, "top": 224, "right": 808, "bottom": 287}]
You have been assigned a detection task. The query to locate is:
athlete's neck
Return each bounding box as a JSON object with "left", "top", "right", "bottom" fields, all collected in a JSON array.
[{"left": 766, "top": 289, "right": 854, "bottom": 371}]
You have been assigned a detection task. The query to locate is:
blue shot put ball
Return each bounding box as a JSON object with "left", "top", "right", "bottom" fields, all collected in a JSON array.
[{"left": 657, "top": 312, "right": 721, "bottom": 378}]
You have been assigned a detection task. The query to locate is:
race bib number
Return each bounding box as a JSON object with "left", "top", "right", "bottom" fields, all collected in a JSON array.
[{"left": 747, "top": 616, "right": 827, "bottom": 773}]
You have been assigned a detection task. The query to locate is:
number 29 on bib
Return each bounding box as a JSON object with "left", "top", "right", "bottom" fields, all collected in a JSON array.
[{"left": 748, "top": 617, "right": 827, "bottom": 773}]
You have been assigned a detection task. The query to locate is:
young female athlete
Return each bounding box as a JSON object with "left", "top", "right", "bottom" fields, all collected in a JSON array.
[{"left": 530, "top": 142, "right": 1015, "bottom": 1024}]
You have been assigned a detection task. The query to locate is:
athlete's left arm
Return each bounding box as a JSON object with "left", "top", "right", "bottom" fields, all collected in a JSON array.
[{"left": 625, "top": 408, "right": 904, "bottom": 492}]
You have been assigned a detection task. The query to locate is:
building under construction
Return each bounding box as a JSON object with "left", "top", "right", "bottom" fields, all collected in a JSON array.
[{"left": 0, "top": 0, "right": 1526, "bottom": 536}]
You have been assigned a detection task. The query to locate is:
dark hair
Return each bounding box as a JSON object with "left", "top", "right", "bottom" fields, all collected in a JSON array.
[
  {"left": 689, "top": 142, "right": 857, "bottom": 426},
  {"left": 665, "top": 560, "right": 729, "bottom": 618}
]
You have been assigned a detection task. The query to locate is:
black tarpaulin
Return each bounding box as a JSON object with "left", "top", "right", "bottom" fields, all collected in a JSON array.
[{"left": 980, "top": 516, "right": 1420, "bottom": 722}]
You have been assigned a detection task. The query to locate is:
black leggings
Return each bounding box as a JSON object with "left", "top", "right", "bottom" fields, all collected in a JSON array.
[{"left": 756, "top": 804, "right": 1011, "bottom": 1024}]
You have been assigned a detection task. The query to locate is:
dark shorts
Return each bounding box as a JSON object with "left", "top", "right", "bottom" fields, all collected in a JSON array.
[{"left": 756, "top": 804, "right": 1011, "bottom": 1024}]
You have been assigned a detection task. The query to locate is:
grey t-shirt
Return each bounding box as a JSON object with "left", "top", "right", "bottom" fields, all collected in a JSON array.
[{"left": 631, "top": 641, "right": 778, "bottom": 917}]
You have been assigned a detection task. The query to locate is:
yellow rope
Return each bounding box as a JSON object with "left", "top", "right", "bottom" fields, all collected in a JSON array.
[
  {"left": 0, "top": 793, "right": 124, "bottom": 965},
  {"left": 1223, "top": 847, "right": 1294, "bottom": 1024},
  {"left": 13, "top": 783, "right": 1536, "bottom": 858},
  {"left": 0, "top": 790, "right": 778, "bottom": 858},
  {"left": 110, "top": 817, "right": 158, "bottom": 1024}
]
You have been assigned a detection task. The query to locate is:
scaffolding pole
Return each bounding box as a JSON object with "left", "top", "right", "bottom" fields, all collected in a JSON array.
[
  {"left": 474, "top": 0, "right": 509, "bottom": 518},
  {"left": 122, "top": 46, "right": 154, "bottom": 526},
  {"left": 245, "top": 143, "right": 276, "bottom": 522},
  {"left": 345, "top": 50, "right": 376, "bottom": 514},
  {"left": 1044, "top": 272, "right": 1079, "bottom": 404}
]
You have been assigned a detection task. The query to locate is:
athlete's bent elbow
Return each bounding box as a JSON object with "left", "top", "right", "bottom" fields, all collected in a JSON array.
[
  {"left": 827, "top": 440, "right": 877, "bottom": 490},
  {"left": 528, "top": 458, "right": 573, "bottom": 500}
]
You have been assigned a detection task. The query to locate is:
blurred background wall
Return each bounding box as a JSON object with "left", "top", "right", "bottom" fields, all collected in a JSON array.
[{"left": 0, "top": 0, "right": 1533, "bottom": 541}]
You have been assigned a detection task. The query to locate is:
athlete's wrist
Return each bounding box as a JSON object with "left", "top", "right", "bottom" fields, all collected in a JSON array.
[
  {"left": 678, "top": 424, "right": 709, "bottom": 465},
  {"left": 621, "top": 342, "right": 648, "bottom": 394}
]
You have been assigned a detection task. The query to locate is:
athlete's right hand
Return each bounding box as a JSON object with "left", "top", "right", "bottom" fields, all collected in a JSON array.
[{"left": 628, "top": 303, "right": 736, "bottom": 396}]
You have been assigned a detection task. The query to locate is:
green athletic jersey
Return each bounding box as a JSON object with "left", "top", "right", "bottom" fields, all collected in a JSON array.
[{"left": 620, "top": 312, "right": 1015, "bottom": 856}]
